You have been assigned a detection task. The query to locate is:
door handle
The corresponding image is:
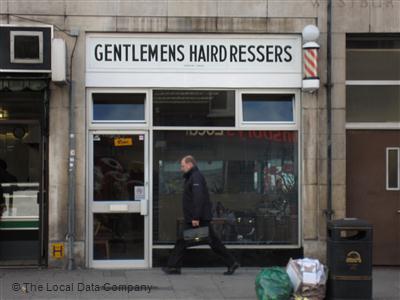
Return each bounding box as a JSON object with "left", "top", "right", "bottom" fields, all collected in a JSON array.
[
  {"left": 140, "top": 199, "right": 148, "bottom": 216},
  {"left": 397, "top": 210, "right": 400, "bottom": 214}
]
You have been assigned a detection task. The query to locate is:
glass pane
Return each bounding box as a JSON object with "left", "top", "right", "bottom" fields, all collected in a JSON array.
[
  {"left": 0, "top": 123, "right": 41, "bottom": 264},
  {"left": 388, "top": 149, "right": 399, "bottom": 189},
  {"left": 93, "top": 213, "right": 144, "bottom": 260},
  {"left": 153, "top": 130, "right": 298, "bottom": 245},
  {"left": 153, "top": 90, "right": 235, "bottom": 126},
  {"left": 346, "top": 50, "right": 400, "bottom": 80},
  {"left": 93, "top": 93, "right": 145, "bottom": 121},
  {"left": 93, "top": 134, "right": 144, "bottom": 201},
  {"left": 347, "top": 35, "right": 400, "bottom": 80},
  {"left": 242, "top": 94, "right": 294, "bottom": 122},
  {"left": 14, "top": 35, "right": 40, "bottom": 59},
  {"left": 0, "top": 92, "right": 44, "bottom": 120},
  {"left": 346, "top": 86, "right": 400, "bottom": 122}
]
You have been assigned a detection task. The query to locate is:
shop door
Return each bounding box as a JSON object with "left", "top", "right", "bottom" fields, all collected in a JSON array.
[
  {"left": 0, "top": 120, "right": 45, "bottom": 266},
  {"left": 89, "top": 132, "right": 149, "bottom": 268},
  {"left": 347, "top": 130, "right": 400, "bottom": 265}
]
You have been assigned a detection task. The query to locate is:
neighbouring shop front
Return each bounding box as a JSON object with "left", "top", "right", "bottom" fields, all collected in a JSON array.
[
  {"left": 85, "top": 34, "right": 304, "bottom": 268},
  {"left": 0, "top": 25, "right": 52, "bottom": 267}
]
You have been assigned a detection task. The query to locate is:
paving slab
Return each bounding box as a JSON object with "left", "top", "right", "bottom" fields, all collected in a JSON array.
[{"left": 0, "top": 267, "right": 398, "bottom": 299}]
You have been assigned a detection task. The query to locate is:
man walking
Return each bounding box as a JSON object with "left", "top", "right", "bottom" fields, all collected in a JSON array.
[{"left": 162, "top": 155, "right": 239, "bottom": 275}]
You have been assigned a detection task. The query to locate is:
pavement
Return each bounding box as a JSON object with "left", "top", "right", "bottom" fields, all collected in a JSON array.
[{"left": 0, "top": 267, "right": 398, "bottom": 300}]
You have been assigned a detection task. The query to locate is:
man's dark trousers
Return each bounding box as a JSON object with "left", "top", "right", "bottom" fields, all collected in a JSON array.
[{"left": 167, "top": 220, "right": 236, "bottom": 268}]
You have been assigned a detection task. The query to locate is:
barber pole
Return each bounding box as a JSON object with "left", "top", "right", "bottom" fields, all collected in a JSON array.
[
  {"left": 303, "top": 47, "right": 318, "bottom": 79},
  {"left": 302, "top": 25, "right": 320, "bottom": 92}
]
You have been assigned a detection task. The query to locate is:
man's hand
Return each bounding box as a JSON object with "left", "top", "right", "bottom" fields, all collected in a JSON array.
[{"left": 192, "top": 220, "right": 200, "bottom": 227}]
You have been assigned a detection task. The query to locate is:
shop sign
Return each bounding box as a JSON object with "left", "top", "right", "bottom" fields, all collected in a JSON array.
[
  {"left": 114, "top": 137, "right": 133, "bottom": 147},
  {"left": 86, "top": 34, "right": 301, "bottom": 74}
]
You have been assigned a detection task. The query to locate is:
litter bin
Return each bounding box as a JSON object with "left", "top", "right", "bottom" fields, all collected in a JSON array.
[{"left": 327, "top": 218, "right": 372, "bottom": 299}]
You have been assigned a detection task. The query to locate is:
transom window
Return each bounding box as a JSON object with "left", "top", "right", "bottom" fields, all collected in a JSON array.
[{"left": 92, "top": 93, "right": 145, "bottom": 122}]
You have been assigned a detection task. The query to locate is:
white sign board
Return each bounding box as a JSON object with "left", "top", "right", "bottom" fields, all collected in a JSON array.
[{"left": 86, "top": 34, "right": 302, "bottom": 88}]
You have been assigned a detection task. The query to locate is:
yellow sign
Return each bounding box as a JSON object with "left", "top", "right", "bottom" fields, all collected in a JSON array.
[
  {"left": 114, "top": 137, "right": 133, "bottom": 147},
  {"left": 51, "top": 243, "right": 64, "bottom": 259}
]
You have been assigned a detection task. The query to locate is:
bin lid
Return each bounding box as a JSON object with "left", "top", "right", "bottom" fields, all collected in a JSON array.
[{"left": 328, "top": 218, "right": 372, "bottom": 229}]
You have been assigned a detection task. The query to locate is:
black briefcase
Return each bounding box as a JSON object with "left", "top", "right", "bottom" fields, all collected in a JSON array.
[{"left": 183, "top": 226, "right": 209, "bottom": 244}]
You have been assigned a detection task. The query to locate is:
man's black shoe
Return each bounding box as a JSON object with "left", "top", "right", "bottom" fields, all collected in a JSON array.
[
  {"left": 162, "top": 266, "right": 181, "bottom": 275},
  {"left": 224, "top": 262, "right": 239, "bottom": 275}
]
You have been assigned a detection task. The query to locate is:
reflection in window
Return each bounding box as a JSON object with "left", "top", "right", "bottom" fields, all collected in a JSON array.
[
  {"left": 93, "top": 135, "right": 144, "bottom": 201},
  {"left": 93, "top": 93, "right": 145, "bottom": 121},
  {"left": 153, "top": 90, "right": 235, "bottom": 126},
  {"left": 242, "top": 94, "right": 294, "bottom": 122},
  {"left": 153, "top": 130, "right": 298, "bottom": 245},
  {"left": 387, "top": 148, "right": 399, "bottom": 190}
]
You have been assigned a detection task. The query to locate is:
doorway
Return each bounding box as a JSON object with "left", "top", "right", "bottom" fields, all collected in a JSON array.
[
  {"left": 88, "top": 132, "right": 149, "bottom": 268},
  {"left": 347, "top": 130, "right": 400, "bottom": 265},
  {"left": 0, "top": 91, "right": 47, "bottom": 266}
]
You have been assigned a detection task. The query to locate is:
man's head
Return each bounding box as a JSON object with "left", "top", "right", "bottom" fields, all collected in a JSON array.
[{"left": 180, "top": 155, "right": 197, "bottom": 174}]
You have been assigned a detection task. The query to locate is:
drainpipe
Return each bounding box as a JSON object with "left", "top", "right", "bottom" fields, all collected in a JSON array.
[
  {"left": 325, "top": 0, "right": 334, "bottom": 221},
  {"left": 67, "top": 33, "right": 78, "bottom": 270}
]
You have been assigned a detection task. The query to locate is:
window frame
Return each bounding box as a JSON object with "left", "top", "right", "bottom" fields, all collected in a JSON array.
[
  {"left": 238, "top": 89, "right": 299, "bottom": 130},
  {"left": 86, "top": 87, "right": 302, "bottom": 250},
  {"left": 386, "top": 147, "right": 400, "bottom": 191},
  {"left": 88, "top": 88, "right": 150, "bottom": 130}
]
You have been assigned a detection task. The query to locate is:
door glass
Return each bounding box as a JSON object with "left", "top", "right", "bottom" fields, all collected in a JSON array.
[
  {"left": 0, "top": 123, "right": 41, "bottom": 264},
  {"left": 93, "top": 213, "right": 144, "bottom": 260},
  {"left": 93, "top": 134, "right": 144, "bottom": 201}
]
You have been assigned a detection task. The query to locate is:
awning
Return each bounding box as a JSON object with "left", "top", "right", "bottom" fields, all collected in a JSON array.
[{"left": 0, "top": 78, "right": 49, "bottom": 92}]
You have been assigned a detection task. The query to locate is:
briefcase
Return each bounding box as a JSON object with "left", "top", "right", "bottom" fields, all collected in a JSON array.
[{"left": 183, "top": 226, "right": 209, "bottom": 243}]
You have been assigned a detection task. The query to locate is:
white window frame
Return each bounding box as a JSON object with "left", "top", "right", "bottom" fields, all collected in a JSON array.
[
  {"left": 386, "top": 147, "right": 400, "bottom": 191},
  {"left": 238, "top": 89, "right": 299, "bottom": 130},
  {"left": 86, "top": 87, "right": 302, "bottom": 262},
  {"left": 151, "top": 88, "right": 301, "bottom": 249},
  {"left": 87, "top": 88, "right": 151, "bottom": 130},
  {"left": 10, "top": 31, "right": 43, "bottom": 64}
]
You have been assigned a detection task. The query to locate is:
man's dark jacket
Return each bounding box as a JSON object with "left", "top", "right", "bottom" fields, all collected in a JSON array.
[{"left": 182, "top": 166, "right": 212, "bottom": 223}]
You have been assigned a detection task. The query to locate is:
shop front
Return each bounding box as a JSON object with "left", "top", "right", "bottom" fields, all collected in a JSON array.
[
  {"left": 85, "top": 34, "right": 303, "bottom": 268},
  {"left": 0, "top": 25, "right": 52, "bottom": 267}
]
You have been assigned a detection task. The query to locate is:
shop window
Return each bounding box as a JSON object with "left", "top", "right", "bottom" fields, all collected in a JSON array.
[
  {"left": 153, "top": 130, "right": 299, "bottom": 245},
  {"left": 346, "top": 86, "right": 400, "bottom": 122},
  {"left": 153, "top": 90, "right": 235, "bottom": 127},
  {"left": 92, "top": 93, "right": 145, "bottom": 122},
  {"left": 387, "top": 148, "right": 400, "bottom": 190},
  {"left": 241, "top": 94, "right": 294, "bottom": 123}
]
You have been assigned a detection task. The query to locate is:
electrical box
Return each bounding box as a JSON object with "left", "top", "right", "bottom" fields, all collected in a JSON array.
[{"left": 51, "top": 38, "right": 67, "bottom": 83}]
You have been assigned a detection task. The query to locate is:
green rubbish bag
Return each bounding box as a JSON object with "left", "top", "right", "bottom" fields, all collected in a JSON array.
[{"left": 255, "top": 267, "right": 293, "bottom": 300}]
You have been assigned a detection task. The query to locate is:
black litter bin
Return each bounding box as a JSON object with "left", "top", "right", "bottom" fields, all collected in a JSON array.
[{"left": 327, "top": 218, "right": 373, "bottom": 300}]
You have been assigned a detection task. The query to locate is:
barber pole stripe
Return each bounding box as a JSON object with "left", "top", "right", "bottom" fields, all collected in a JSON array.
[{"left": 304, "top": 48, "right": 318, "bottom": 78}]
